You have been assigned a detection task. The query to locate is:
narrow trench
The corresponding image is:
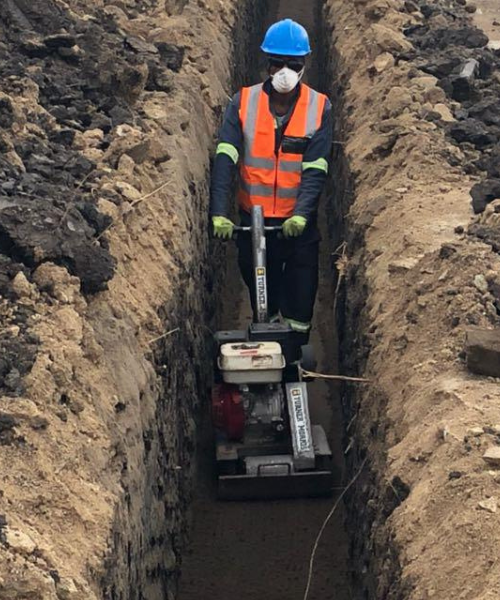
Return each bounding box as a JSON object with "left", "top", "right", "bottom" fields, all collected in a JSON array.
[{"left": 177, "top": 2, "right": 353, "bottom": 599}]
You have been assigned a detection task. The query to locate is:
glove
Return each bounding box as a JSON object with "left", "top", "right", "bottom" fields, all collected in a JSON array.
[
  {"left": 212, "top": 216, "right": 234, "bottom": 239},
  {"left": 282, "top": 215, "right": 307, "bottom": 238}
]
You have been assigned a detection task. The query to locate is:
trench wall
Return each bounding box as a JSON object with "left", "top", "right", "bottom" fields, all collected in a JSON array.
[
  {"left": 321, "top": 0, "right": 500, "bottom": 598},
  {"left": 0, "top": 1, "right": 264, "bottom": 599}
]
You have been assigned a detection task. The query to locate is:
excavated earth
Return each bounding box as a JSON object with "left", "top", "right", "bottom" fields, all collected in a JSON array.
[{"left": 1, "top": 0, "right": 500, "bottom": 599}]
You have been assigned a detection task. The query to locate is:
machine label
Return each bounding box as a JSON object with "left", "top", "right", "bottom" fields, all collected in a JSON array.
[
  {"left": 290, "top": 387, "right": 312, "bottom": 454},
  {"left": 255, "top": 267, "right": 267, "bottom": 320}
]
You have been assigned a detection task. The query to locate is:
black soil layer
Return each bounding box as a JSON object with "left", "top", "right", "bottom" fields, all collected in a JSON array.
[
  {"left": 0, "top": 1, "right": 186, "bottom": 395},
  {"left": 402, "top": 0, "right": 500, "bottom": 247}
]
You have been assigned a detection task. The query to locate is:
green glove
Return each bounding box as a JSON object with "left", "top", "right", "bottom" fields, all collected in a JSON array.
[
  {"left": 212, "top": 216, "right": 234, "bottom": 239},
  {"left": 282, "top": 215, "right": 307, "bottom": 238}
]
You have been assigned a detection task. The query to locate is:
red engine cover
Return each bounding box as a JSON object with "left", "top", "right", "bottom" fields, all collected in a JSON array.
[{"left": 212, "top": 384, "right": 245, "bottom": 441}]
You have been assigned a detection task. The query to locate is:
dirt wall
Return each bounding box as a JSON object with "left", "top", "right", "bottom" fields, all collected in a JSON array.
[
  {"left": 322, "top": 0, "right": 500, "bottom": 598},
  {"left": 0, "top": 1, "right": 263, "bottom": 598}
]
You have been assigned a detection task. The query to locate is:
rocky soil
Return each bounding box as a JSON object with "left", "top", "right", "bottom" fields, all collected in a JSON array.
[
  {"left": 0, "top": 0, "right": 260, "bottom": 598},
  {"left": 321, "top": 0, "right": 500, "bottom": 597}
]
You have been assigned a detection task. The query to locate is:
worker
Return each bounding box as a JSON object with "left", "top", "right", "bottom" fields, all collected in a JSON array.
[{"left": 210, "top": 19, "right": 332, "bottom": 346}]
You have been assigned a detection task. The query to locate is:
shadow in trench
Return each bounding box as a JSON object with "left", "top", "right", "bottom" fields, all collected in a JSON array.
[{"left": 178, "top": 1, "right": 353, "bottom": 599}]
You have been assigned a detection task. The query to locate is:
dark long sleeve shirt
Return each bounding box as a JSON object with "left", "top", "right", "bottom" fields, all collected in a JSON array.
[{"left": 210, "top": 80, "right": 333, "bottom": 221}]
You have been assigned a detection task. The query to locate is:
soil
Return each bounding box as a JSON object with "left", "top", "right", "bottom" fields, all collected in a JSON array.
[
  {"left": 321, "top": 0, "right": 500, "bottom": 598},
  {"left": 1, "top": 0, "right": 500, "bottom": 598},
  {"left": 0, "top": 0, "right": 259, "bottom": 598}
]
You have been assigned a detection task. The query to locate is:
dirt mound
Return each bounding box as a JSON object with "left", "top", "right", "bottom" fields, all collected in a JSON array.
[
  {"left": 0, "top": 0, "right": 248, "bottom": 597},
  {"left": 322, "top": 0, "right": 500, "bottom": 597}
]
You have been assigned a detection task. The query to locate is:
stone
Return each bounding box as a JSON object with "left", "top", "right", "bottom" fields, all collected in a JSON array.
[
  {"left": 371, "top": 24, "right": 414, "bottom": 54},
  {"left": 432, "top": 103, "right": 455, "bottom": 122},
  {"left": 382, "top": 87, "right": 414, "bottom": 118},
  {"left": 478, "top": 497, "right": 497, "bottom": 513},
  {"left": 11, "top": 272, "right": 33, "bottom": 298},
  {"left": 5, "top": 527, "right": 36, "bottom": 553},
  {"left": 56, "top": 577, "right": 79, "bottom": 600},
  {"left": 473, "top": 274, "right": 489, "bottom": 293},
  {"left": 423, "top": 86, "right": 446, "bottom": 104},
  {"left": 465, "top": 4, "right": 477, "bottom": 13},
  {"left": 368, "top": 52, "right": 395, "bottom": 75},
  {"left": 470, "top": 179, "right": 500, "bottom": 214},
  {"left": 114, "top": 181, "right": 142, "bottom": 202},
  {"left": 468, "top": 427, "right": 484, "bottom": 437},
  {"left": 466, "top": 329, "right": 500, "bottom": 377},
  {"left": 483, "top": 447, "right": 500, "bottom": 464},
  {"left": 449, "top": 120, "right": 497, "bottom": 150}
]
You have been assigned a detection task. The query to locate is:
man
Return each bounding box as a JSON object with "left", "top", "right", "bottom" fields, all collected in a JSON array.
[{"left": 210, "top": 18, "right": 332, "bottom": 345}]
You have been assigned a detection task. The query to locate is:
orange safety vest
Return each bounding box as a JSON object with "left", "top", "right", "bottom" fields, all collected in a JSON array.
[{"left": 238, "top": 83, "right": 327, "bottom": 218}]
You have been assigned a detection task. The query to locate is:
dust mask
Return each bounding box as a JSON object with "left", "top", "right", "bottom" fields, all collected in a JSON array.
[{"left": 271, "top": 67, "right": 304, "bottom": 94}]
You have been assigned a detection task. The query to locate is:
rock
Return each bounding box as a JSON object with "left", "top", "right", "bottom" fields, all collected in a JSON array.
[
  {"left": 371, "top": 24, "right": 414, "bottom": 54},
  {"left": 368, "top": 52, "right": 395, "bottom": 75},
  {"left": 114, "top": 181, "right": 142, "bottom": 202},
  {"left": 468, "top": 427, "right": 484, "bottom": 437},
  {"left": 448, "top": 470, "right": 463, "bottom": 479},
  {"left": 0, "top": 412, "right": 18, "bottom": 433},
  {"left": 81, "top": 129, "right": 104, "bottom": 149},
  {"left": 466, "top": 329, "right": 500, "bottom": 377},
  {"left": 43, "top": 32, "right": 76, "bottom": 49},
  {"left": 382, "top": 87, "right": 414, "bottom": 118},
  {"left": 56, "top": 577, "right": 80, "bottom": 600},
  {"left": 449, "top": 120, "right": 496, "bottom": 150},
  {"left": 478, "top": 497, "right": 497, "bottom": 513},
  {"left": 156, "top": 42, "right": 185, "bottom": 72},
  {"left": 125, "top": 36, "right": 159, "bottom": 55},
  {"left": 11, "top": 272, "right": 33, "bottom": 298},
  {"left": 433, "top": 103, "right": 455, "bottom": 122},
  {"left": 483, "top": 447, "right": 500, "bottom": 465},
  {"left": 470, "top": 179, "right": 500, "bottom": 214},
  {"left": 465, "top": 4, "right": 477, "bottom": 13},
  {"left": 423, "top": 86, "right": 446, "bottom": 104},
  {"left": 5, "top": 527, "right": 36, "bottom": 553},
  {"left": 473, "top": 274, "right": 489, "bottom": 294}
]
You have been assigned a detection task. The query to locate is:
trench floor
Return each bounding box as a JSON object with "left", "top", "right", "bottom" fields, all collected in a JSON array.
[{"left": 178, "top": 2, "right": 352, "bottom": 599}]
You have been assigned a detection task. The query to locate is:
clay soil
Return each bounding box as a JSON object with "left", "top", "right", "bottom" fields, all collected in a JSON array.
[
  {"left": 324, "top": 0, "right": 500, "bottom": 598},
  {"left": 1, "top": 0, "right": 500, "bottom": 599}
]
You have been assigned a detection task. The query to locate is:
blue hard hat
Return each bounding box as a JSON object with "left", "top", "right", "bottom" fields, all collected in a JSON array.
[{"left": 261, "top": 19, "right": 311, "bottom": 56}]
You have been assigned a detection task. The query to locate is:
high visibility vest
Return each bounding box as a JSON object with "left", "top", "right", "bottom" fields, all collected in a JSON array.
[{"left": 237, "top": 83, "right": 327, "bottom": 218}]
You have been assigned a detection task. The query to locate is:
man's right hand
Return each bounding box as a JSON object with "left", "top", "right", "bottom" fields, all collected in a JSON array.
[{"left": 212, "top": 216, "right": 234, "bottom": 239}]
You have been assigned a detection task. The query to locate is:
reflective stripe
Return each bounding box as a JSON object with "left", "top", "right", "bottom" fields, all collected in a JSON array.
[
  {"left": 280, "top": 160, "right": 302, "bottom": 172},
  {"left": 306, "top": 89, "right": 320, "bottom": 137},
  {"left": 243, "top": 84, "right": 262, "bottom": 159},
  {"left": 277, "top": 187, "right": 299, "bottom": 199},
  {"left": 240, "top": 180, "right": 274, "bottom": 197},
  {"left": 245, "top": 155, "right": 275, "bottom": 169},
  {"left": 216, "top": 142, "right": 239, "bottom": 164},
  {"left": 239, "top": 181, "right": 298, "bottom": 200},
  {"left": 283, "top": 318, "right": 311, "bottom": 333},
  {"left": 302, "top": 157, "right": 328, "bottom": 174}
]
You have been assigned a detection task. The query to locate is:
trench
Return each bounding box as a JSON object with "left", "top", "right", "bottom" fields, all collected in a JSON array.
[{"left": 177, "top": 2, "right": 354, "bottom": 600}]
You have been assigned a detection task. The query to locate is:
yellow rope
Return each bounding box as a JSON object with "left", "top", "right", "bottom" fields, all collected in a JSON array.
[{"left": 300, "top": 368, "right": 370, "bottom": 383}]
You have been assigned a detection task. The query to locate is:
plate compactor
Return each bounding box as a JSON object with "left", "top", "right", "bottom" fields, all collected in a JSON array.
[{"left": 212, "top": 206, "right": 334, "bottom": 500}]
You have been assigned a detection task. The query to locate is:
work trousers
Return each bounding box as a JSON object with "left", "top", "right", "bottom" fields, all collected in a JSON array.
[{"left": 236, "top": 211, "right": 320, "bottom": 332}]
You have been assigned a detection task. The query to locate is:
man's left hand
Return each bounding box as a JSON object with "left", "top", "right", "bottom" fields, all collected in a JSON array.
[{"left": 283, "top": 215, "right": 307, "bottom": 238}]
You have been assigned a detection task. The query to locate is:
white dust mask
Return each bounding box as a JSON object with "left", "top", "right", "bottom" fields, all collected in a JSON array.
[{"left": 271, "top": 66, "right": 304, "bottom": 94}]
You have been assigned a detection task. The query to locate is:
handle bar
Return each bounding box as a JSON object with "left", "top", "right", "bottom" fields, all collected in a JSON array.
[{"left": 233, "top": 225, "right": 282, "bottom": 232}]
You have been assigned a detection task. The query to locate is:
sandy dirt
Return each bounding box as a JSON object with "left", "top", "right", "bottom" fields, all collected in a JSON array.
[
  {"left": 0, "top": 1, "right": 248, "bottom": 598},
  {"left": 322, "top": 0, "right": 500, "bottom": 598}
]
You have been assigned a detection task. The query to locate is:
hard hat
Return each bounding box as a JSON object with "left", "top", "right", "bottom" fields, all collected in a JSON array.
[{"left": 261, "top": 19, "right": 311, "bottom": 56}]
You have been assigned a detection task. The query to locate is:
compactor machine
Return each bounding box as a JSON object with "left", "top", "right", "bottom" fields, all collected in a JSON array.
[{"left": 212, "top": 206, "right": 334, "bottom": 500}]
